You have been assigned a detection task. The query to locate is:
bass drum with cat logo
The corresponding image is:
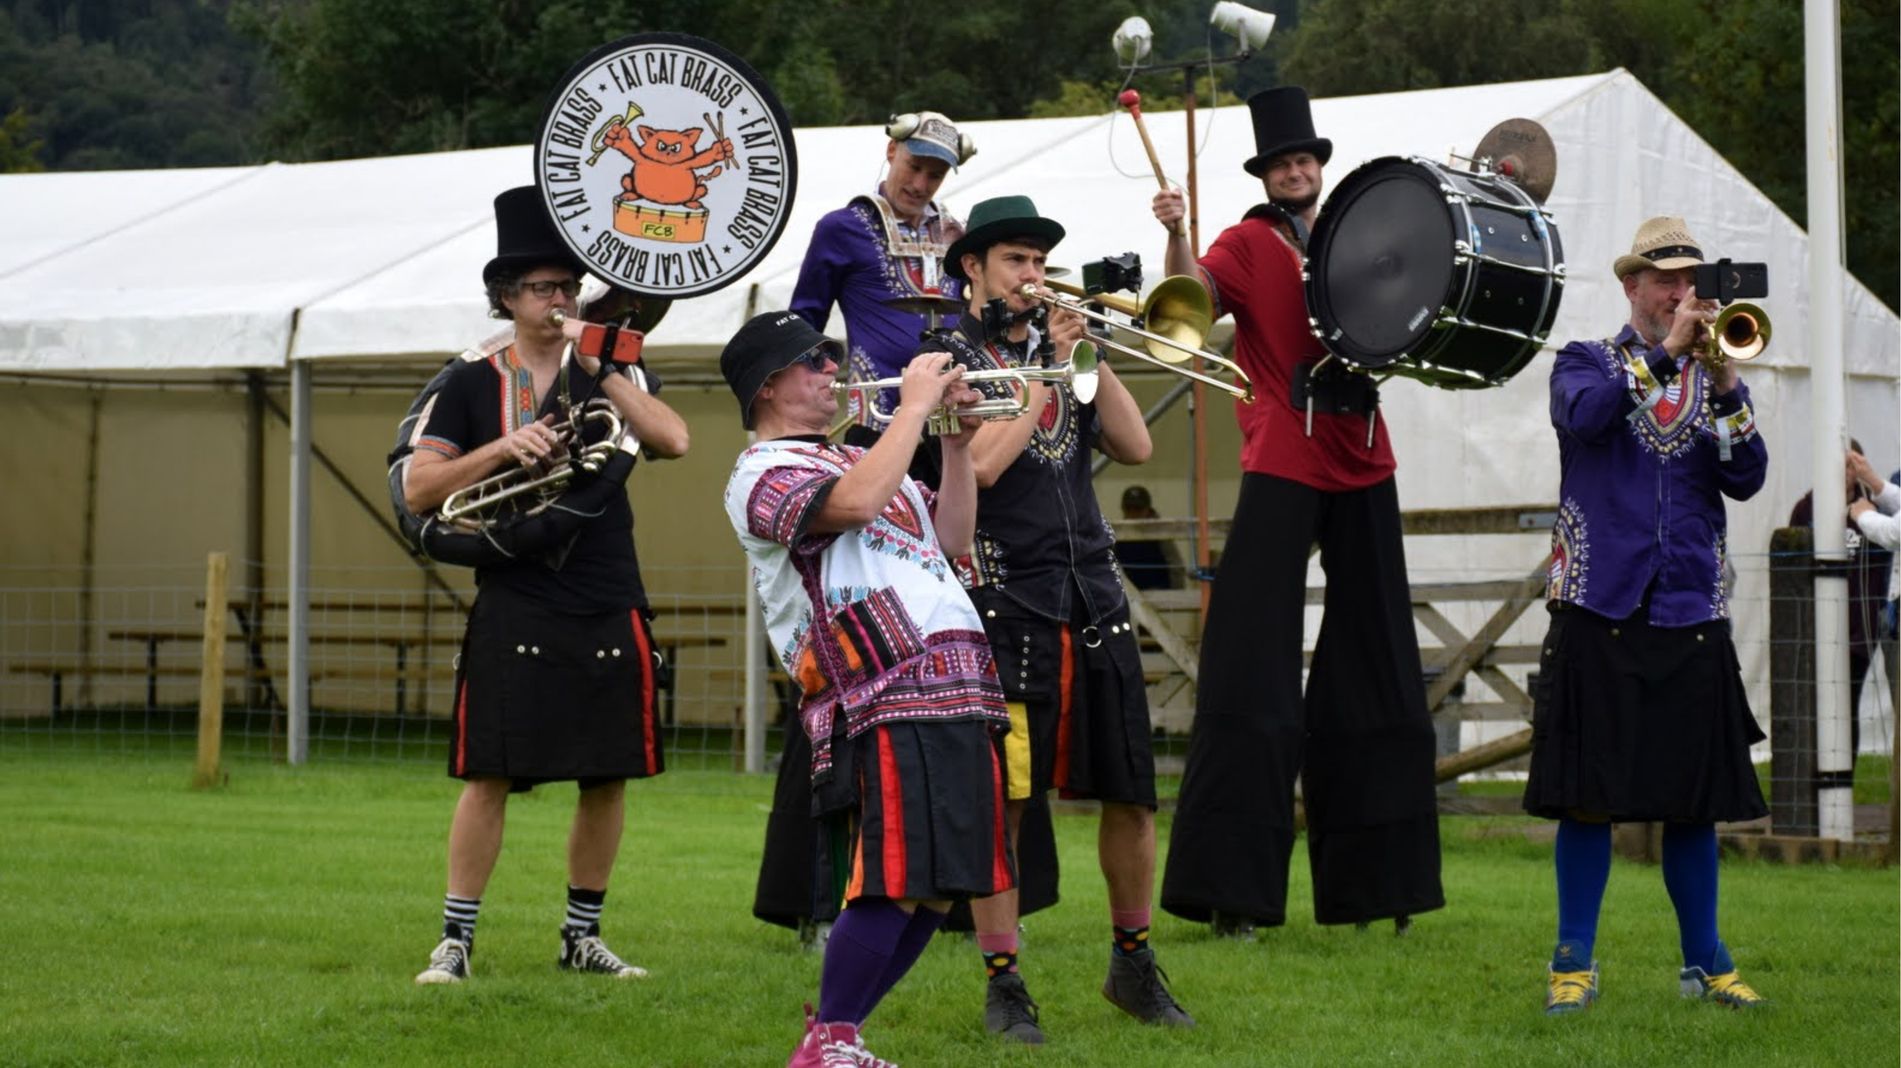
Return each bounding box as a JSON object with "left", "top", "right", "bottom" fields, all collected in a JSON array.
[{"left": 1303, "top": 155, "right": 1564, "bottom": 390}]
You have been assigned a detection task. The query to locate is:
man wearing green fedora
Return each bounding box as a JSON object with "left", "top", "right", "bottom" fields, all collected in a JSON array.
[{"left": 923, "top": 194, "right": 1195, "bottom": 1041}]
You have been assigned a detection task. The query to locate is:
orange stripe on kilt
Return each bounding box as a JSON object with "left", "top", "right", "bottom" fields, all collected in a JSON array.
[
  {"left": 631, "top": 610, "right": 658, "bottom": 774},
  {"left": 877, "top": 727, "right": 907, "bottom": 899},
  {"left": 1053, "top": 626, "right": 1075, "bottom": 790},
  {"left": 988, "top": 739, "right": 1012, "bottom": 893},
  {"left": 454, "top": 679, "right": 469, "bottom": 776}
]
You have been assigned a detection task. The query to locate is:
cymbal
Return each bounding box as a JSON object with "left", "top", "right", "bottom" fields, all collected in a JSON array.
[
  {"left": 1472, "top": 118, "right": 1557, "bottom": 204},
  {"left": 883, "top": 293, "right": 966, "bottom": 316}
]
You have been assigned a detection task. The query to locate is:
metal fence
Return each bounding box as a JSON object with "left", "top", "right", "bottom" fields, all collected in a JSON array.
[{"left": 2, "top": 549, "right": 1893, "bottom": 844}]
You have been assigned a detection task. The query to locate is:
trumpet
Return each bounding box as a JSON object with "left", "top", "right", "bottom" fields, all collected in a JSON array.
[
  {"left": 1017, "top": 277, "right": 1254, "bottom": 403},
  {"left": 838, "top": 343, "right": 1101, "bottom": 436},
  {"left": 438, "top": 401, "right": 630, "bottom": 529},
  {"left": 1705, "top": 302, "right": 1770, "bottom": 364}
]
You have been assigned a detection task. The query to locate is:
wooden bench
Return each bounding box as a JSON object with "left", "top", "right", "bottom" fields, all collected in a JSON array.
[{"left": 8, "top": 661, "right": 306, "bottom": 716}]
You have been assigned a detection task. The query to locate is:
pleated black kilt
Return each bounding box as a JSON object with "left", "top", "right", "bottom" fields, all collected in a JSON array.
[
  {"left": 752, "top": 714, "right": 1061, "bottom": 930},
  {"left": 1523, "top": 603, "right": 1767, "bottom": 823},
  {"left": 844, "top": 719, "right": 1015, "bottom": 905},
  {"left": 448, "top": 586, "right": 663, "bottom": 790},
  {"left": 972, "top": 590, "right": 1158, "bottom": 807}
]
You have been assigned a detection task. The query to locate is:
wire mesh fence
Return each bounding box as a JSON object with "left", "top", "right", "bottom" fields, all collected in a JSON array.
[{"left": 1, "top": 545, "right": 1892, "bottom": 844}]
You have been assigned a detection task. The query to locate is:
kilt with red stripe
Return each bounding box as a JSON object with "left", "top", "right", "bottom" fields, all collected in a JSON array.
[
  {"left": 845, "top": 719, "right": 1014, "bottom": 905},
  {"left": 449, "top": 585, "right": 663, "bottom": 790}
]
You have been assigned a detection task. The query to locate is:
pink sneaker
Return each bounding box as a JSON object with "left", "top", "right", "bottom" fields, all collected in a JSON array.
[{"left": 786, "top": 1005, "right": 898, "bottom": 1068}]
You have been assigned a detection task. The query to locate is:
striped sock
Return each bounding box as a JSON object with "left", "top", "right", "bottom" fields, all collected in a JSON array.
[
  {"left": 443, "top": 894, "right": 480, "bottom": 946},
  {"left": 565, "top": 885, "right": 606, "bottom": 936}
]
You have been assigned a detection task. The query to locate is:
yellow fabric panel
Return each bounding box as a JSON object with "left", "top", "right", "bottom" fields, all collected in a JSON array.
[{"left": 1004, "top": 700, "right": 1032, "bottom": 801}]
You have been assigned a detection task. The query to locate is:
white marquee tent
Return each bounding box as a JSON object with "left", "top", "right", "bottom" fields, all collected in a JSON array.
[{"left": 2, "top": 69, "right": 1895, "bottom": 762}]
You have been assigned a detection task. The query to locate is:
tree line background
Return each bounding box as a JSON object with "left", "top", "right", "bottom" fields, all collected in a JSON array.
[{"left": 1, "top": 0, "right": 1895, "bottom": 310}]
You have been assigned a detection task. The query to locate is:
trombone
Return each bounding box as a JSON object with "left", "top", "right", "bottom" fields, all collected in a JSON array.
[
  {"left": 838, "top": 343, "right": 1101, "bottom": 436},
  {"left": 1017, "top": 276, "right": 1254, "bottom": 403}
]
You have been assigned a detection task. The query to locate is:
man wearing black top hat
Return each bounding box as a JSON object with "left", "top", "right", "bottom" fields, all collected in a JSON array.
[
  {"left": 1149, "top": 88, "right": 1445, "bottom": 938},
  {"left": 923, "top": 195, "right": 1194, "bottom": 1041},
  {"left": 405, "top": 186, "right": 690, "bottom": 985}
]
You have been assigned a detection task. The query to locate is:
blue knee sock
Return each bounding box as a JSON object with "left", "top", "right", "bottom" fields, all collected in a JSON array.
[
  {"left": 864, "top": 906, "right": 945, "bottom": 1021},
  {"left": 1661, "top": 823, "right": 1720, "bottom": 972},
  {"left": 1554, "top": 818, "right": 1612, "bottom": 966},
  {"left": 817, "top": 900, "right": 914, "bottom": 1026}
]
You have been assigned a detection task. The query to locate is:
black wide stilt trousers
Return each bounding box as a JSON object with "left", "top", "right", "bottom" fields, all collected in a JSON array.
[{"left": 1162, "top": 473, "right": 1444, "bottom": 927}]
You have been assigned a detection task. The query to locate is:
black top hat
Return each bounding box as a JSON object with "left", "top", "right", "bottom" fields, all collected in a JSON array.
[
  {"left": 944, "top": 195, "right": 1067, "bottom": 282},
  {"left": 720, "top": 311, "right": 846, "bottom": 430},
  {"left": 483, "top": 186, "right": 585, "bottom": 285},
  {"left": 1241, "top": 87, "right": 1332, "bottom": 177}
]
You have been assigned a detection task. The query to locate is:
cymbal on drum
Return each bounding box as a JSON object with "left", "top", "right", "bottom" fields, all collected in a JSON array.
[{"left": 1471, "top": 118, "right": 1557, "bottom": 204}]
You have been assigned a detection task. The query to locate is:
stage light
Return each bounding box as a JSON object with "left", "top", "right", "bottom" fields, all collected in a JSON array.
[
  {"left": 1209, "top": 1, "right": 1275, "bottom": 52},
  {"left": 1112, "top": 16, "right": 1154, "bottom": 65}
]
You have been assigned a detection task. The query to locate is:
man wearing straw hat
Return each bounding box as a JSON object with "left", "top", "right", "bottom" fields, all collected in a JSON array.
[
  {"left": 929, "top": 194, "right": 1194, "bottom": 1041},
  {"left": 1149, "top": 86, "right": 1444, "bottom": 941},
  {"left": 1527, "top": 215, "right": 1769, "bottom": 1014}
]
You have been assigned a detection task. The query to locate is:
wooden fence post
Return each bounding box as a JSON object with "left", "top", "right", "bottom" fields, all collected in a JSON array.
[
  {"left": 1768, "top": 527, "right": 1816, "bottom": 836},
  {"left": 192, "top": 552, "right": 229, "bottom": 789}
]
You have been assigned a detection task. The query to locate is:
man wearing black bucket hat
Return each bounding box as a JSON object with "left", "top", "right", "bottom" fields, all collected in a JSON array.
[
  {"left": 1149, "top": 88, "right": 1445, "bottom": 940},
  {"left": 920, "top": 195, "right": 1191, "bottom": 1042},
  {"left": 718, "top": 310, "right": 1016, "bottom": 1067},
  {"left": 406, "top": 186, "right": 689, "bottom": 985}
]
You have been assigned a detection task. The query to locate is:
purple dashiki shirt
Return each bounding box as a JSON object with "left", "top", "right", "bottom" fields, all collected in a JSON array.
[
  {"left": 1546, "top": 323, "right": 1768, "bottom": 627},
  {"left": 789, "top": 193, "right": 963, "bottom": 387}
]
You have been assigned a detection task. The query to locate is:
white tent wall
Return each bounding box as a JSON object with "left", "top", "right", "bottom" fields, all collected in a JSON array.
[{"left": 2, "top": 70, "right": 1895, "bottom": 734}]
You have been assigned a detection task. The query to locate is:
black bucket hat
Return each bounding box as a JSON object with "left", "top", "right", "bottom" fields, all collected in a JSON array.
[
  {"left": 944, "top": 195, "right": 1066, "bottom": 282},
  {"left": 483, "top": 186, "right": 585, "bottom": 285},
  {"left": 720, "top": 311, "right": 845, "bottom": 429},
  {"left": 1241, "top": 87, "right": 1333, "bottom": 177}
]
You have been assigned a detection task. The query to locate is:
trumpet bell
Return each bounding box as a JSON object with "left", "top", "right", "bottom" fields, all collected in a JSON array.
[
  {"left": 1714, "top": 302, "right": 1770, "bottom": 362},
  {"left": 1070, "top": 341, "right": 1100, "bottom": 404}
]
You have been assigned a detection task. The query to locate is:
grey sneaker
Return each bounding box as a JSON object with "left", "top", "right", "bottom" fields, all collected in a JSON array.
[
  {"left": 1103, "top": 949, "right": 1195, "bottom": 1027},
  {"left": 415, "top": 937, "right": 470, "bottom": 984},
  {"left": 984, "top": 972, "right": 1045, "bottom": 1044},
  {"left": 558, "top": 928, "right": 649, "bottom": 978}
]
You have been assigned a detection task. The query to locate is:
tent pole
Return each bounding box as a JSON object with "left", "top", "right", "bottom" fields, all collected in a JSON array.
[
  {"left": 1805, "top": 0, "right": 1851, "bottom": 840},
  {"left": 288, "top": 358, "right": 312, "bottom": 766},
  {"left": 1183, "top": 66, "right": 1212, "bottom": 619}
]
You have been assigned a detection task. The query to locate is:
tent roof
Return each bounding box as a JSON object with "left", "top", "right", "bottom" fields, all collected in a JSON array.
[{"left": 0, "top": 70, "right": 1894, "bottom": 377}]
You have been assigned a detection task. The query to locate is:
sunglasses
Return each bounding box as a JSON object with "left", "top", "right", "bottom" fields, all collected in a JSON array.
[{"left": 788, "top": 347, "right": 837, "bottom": 373}]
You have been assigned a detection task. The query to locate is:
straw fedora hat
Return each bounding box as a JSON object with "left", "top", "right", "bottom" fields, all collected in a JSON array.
[{"left": 1613, "top": 216, "right": 1706, "bottom": 279}]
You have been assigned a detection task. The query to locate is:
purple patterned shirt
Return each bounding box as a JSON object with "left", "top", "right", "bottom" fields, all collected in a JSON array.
[
  {"left": 1546, "top": 323, "right": 1768, "bottom": 626},
  {"left": 790, "top": 194, "right": 963, "bottom": 385}
]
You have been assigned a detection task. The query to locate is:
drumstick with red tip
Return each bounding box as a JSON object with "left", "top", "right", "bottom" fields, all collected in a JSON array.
[{"left": 1119, "top": 89, "right": 1187, "bottom": 238}]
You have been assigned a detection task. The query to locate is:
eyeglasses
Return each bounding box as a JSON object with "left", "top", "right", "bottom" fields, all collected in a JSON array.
[
  {"left": 516, "top": 279, "right": 582, "bottom": 299},
  {"left": 790, "top": 347, "right": 836, "bottom": 373}
]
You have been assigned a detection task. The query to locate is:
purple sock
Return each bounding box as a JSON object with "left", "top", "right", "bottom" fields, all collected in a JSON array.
[
  {"left": 864, "top": 907, "right": 945, "bottom": 1019},
  {"left": 817, "top": 900, "right": 914, "bottom": 1025}
]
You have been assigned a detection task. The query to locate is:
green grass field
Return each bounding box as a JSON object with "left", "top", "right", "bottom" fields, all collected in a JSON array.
[{"left": 1, "top": 752, "right": 1894, "bottom": 1067}]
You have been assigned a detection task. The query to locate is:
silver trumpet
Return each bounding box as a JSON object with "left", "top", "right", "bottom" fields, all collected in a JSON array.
[
  {"left": 1017, "top": 276, "right": 1254, "bottom": 403},
  {"left": 837, "top": 342, "right": 1101, "bottom": 436},
  {"left": 437, "top": 399, "right": 627, "bottom": 530}
]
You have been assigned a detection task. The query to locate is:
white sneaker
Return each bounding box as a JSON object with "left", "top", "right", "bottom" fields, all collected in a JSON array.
[
  {"left": 415, "top": 938, "right": 471, "bottom": 984},
  {"left": 559, "top": 929, "right": 649, "bottom": 979}
]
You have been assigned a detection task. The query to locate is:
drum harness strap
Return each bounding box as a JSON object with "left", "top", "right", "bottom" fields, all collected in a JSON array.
[{"left": 1291, "top": 354, "right": 1382, "bottom": 449}]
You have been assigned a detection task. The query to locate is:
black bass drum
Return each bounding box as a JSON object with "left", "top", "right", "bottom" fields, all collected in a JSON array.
[{"left": 1304, "top": 156, "right": 1564, "bottom": 389}]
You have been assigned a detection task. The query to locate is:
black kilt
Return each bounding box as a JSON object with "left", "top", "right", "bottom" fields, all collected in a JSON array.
[
  {"left": 449, "top": 585, "right": 664, "bottom": 789},
  {"left": 1523, "top": 603, "right": 1767, "bottom": 823},
  {"left": 845, "top": 719, "right": 1015, "bottom": 904},
  {"left": 972, "top": 590, "right": 1158, "bottom": 807}
]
